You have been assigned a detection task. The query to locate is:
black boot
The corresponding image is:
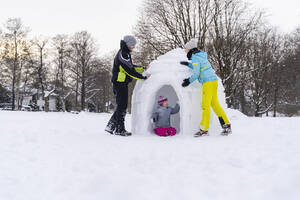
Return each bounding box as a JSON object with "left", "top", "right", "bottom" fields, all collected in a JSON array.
[
  {"left": 114, "top": 111, "right": 131, "bottom": 136},
  {"left": 115, "top": 123, "right": 132, "bottom": 136},
  {"left": 105, "top": 114, "right": 117, "bottom": 134}
]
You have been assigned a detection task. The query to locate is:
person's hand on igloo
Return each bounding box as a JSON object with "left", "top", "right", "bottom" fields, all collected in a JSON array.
[
  {"left": 182, "top": 78, "right": 190, "bottom": 87},
  {"left": 144, "top": 65, "right": 151, "bottom": 79},
  {"left": 180, "top": 61, "right": 189, "bottom": 66}
]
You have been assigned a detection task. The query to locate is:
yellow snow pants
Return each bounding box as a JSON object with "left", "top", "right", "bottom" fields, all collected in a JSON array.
[{"left": 200, "top": 80, "right": 229, "bottom": 131}]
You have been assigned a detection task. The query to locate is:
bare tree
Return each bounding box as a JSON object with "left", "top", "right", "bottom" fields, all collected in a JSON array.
[
  {"left": 273, "top": 27, "right": 300, "bottom": 116},
  {"left": 85, "top": 57, "right": 113, "bottom": 112},
  {"left": 52, "top": 34, "right": 72, "bottom": 111},
  {"left": 208, "top": 0, "right": 263, "bottom": 108},
  {"left": 69, "top": 31, "right": 97, "bottom": 111},
  {"left": 31, "top": 37, "right": 49, "bottom": 111},
  {"left": 18, "top": 42, "right": 35, "bottom": 108},
  {"left": 244, "top": 27, "right": 282, "bottom": 116},
  {"left": 135, "top": 0, "right": 214, "bottom": 56},
  {"left": 2, "top": 18, "right": 29, "bottom": 110}
]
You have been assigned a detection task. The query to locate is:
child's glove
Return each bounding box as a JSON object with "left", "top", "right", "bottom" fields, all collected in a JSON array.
[
  {"left": 180, "top": 61, "right": 189, "bottom": 66},
  {"left": 151, "top": 118, "right": 156, "bottom": 123},
  {"left": 182, "top": 78, "right": 190, "bottom": 87}
]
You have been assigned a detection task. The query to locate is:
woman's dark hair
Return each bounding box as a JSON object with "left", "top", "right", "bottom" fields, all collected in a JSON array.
[{"left": 187, "top": 48, "right": 200, "bottom": 60}]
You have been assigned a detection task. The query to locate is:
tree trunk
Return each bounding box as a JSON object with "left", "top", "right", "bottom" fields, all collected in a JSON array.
[
  {"left": 273, "top": 87, "right": 278, "bottom": 117},
  {"left": 12, "top": 32, "right": 18, "bottom": 111},
  {"left": 75, "top": 65, "right": 79, "bottom": 111},
  {"left": 81, "top": 68, "right": 86, "bottom": 111},
  {"left": 12, "top": 70, "right": 16, "bottom": 111},
  {"left": 45, "top": 96, "right": 49, "bottom": 112}
]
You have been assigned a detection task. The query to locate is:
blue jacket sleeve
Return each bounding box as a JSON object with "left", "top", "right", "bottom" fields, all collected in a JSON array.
[{"left": 189, "top": 58, "right": 200, "bottom": 83}]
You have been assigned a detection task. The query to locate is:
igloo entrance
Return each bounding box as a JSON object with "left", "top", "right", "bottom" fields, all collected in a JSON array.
[{"left": 152, "top": 85, "right": 180, "bottom": 133}]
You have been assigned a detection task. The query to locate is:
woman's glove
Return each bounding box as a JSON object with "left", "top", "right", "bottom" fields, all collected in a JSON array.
[
  {"left": 182, "top": 78, "right": 190, "bottom": 87},
  {"left": 180, "top": 61, "right": 189, "bottom": 66}
]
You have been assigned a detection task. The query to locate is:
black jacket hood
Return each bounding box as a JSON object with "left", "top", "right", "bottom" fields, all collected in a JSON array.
[{"left": 120, "top": 40, "right": 131, "bottom": 53}]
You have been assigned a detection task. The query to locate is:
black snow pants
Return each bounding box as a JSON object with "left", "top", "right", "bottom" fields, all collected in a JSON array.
[{"left": 108, "top": 82, "right": 128, "bottom": 130}]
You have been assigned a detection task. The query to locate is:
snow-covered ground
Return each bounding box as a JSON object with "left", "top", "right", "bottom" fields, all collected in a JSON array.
[{"left": 0, "top": 110, "right": 299, "bottom": 200}]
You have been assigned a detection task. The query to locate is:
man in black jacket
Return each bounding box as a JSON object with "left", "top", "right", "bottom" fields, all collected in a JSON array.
[{"left": 105, "top": 35, "right": 150, "bottom": 136}]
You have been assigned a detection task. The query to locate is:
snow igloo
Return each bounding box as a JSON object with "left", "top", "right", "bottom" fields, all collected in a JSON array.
[{"left": 131, "top": 49, "right": 227, "bottom": 135}]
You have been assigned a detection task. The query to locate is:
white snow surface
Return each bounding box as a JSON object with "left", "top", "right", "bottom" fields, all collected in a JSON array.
[
  {"left": 1, "top": 110, "right": 300, "bottom": 200},
  {"left": 132, "top": 48, "right": 226, "bottom": 135}
]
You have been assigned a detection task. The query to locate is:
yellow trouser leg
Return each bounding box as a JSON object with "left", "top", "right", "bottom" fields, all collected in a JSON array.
[
  {"left": 200, "top": 82, "right": 214, "bottom": 131},
  {"left": 211, "top": 81, "right": 230, "bottom": 125},
  {"left": 200, "top": 81, "right": 230, "bottom": 131}
]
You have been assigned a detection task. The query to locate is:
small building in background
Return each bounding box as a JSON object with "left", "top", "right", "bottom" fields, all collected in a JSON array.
[{"left": 16, "top": 89, "right": 59, "bottom": 111}]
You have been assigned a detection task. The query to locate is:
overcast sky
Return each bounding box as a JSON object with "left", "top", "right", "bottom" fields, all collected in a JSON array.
[{"left": 0, "top": 0, "right": 299, "bottom": 55}]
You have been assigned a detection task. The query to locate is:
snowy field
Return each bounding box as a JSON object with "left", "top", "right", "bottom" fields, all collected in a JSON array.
[{"left": 0, "top": 110, "right": 299, "bottom": 200}]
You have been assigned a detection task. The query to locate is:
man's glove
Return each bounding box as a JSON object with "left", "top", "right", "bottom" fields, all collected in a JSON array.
[
  {"left": 180, "top": 61, "right": 189, "bottom": 66},
  {"left": 182, "top": 78, "right": 190, "bottom": 87}
]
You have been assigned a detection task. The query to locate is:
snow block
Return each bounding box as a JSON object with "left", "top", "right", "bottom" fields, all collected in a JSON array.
[{"left": 131, "top": 48, "right": 227, "bottom": 135}]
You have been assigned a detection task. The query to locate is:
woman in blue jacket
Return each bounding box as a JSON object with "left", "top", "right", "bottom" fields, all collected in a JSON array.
[{"left": 180, "top": 39, "right": 231, "bottom": 137}]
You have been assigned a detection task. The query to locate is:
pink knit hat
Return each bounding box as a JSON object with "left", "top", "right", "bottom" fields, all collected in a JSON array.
[{"left": 157, "top": 96, "right": 168, "bottom": 105}]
